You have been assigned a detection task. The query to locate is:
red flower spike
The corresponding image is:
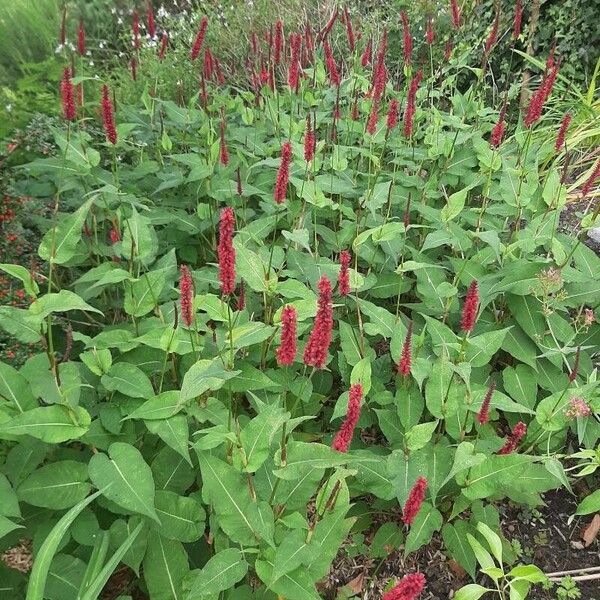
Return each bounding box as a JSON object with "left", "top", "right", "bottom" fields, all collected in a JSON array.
[
  {"left": 203, "top": 47, "right": 214, "bottom": 80},
  {"left": 319, "top": 8, "right": 339, "bottom": 41},
  {"left": 498, "top": 421, "right": 527, "bottom": 455},
  {"left": 386, "top": 98, "right": 400, "bottom": 134},
  {"left": 274, "top": 141, "right": 292, "bottom": 204},
  {"left": 554, "top": 113, "right": 572, "bottom": 152},
  {"left": 132, "top": 10, "right": 140, "bottom": 49},
  {"left": 343, "top": 6, "right": 355, "bottom": 52},
  {"left": 372, "top": 31, "right": 388, "bottom": 100},
  {"left": 214, "top": 58, "right": 225, "bottom": 86},
  {"left": 461, "top": 280, "right": 479, "bottom": 333},
  {"left": 303, "top": 275, "right": 334, "bottom": 369},
  {"left": 78, "top": 20, "right": 86, "bottom": 56},
  {"left": 332, "top": 383, "right": 363, "bottom": 452},
  {"left": 477, "top": 380, "right": 496, "bottom": 425},
  {"left": 485, "top": 11, "right": 500, "bottom": 55},
  {"left": 179, "top": 265, "right": 194, "bottom": 327},
  {"left": 191, "top": 16, "right": 208, "bottom": 61},
  {"left": 444, "top": 40, "right": 454, "bottom": 60},
  {"left": 361, "top": 37, "right": 372, "bottom": 67},
  {"left": 367, "top": 99, "right": 380, "bottom": 135},
  {"left": 490, "top": 105, "right": 506, "bottom": 148},
  {"left": 383, "top": 573, "right": 426, "bottom": 600},
  {"left": 274, "top": 20, "right": 284, "bottom": 64},
  {"left": 398, "top": 321, "right": 413, "bottom": 378},
  {"left": 159, "top": 32, "right": 168, "bottom": 60},
  {"left": 402, "top": 477, "right": 427, "bottom": 525},
  {"left": 569, "top": 346, "right": 580, "bottom": 383},
  {"left": 109, "top": 225, "right": 121, "bottom": 244},
  {"left": 513, "top": 0, "right": 523, "bottom": 39},
  {"left": 351, "top": 96, "right": 359, "bottom": 120},
  {"left": 582, "top": 160, "right": 600, "bottom": 198},
  {"left": 403, "top": 70, "right": 422, "bottom": 138},
  {"left": 450, "top": 0, "right": 461, "bottom": 28},
  {"left": 400, "top": 11, "right": 412, "bottom": 66},
  {"left": 219, "top": 114, "right": 229, "bottom": 167},
  {"left": 338, "top": 250, "right": 351, "bottom": 296},
  {"left": 218, "top": 207, "right": 236, "bottom": 296},
  {"left": 524, "top": 63, "right": 559, "bottom": 128},
  {"left": 101, "top": 85, "right": 117, "bottom": 145},
  {"left": 426, "top": 16, "right": 435, "bottom": 45},
  {"left": 304, "top": 114, "right": 315, "bottom": 162},
  {"left": 147, "top": 1, "right": 156, "bottom": 39},
  {"left": 323, "top": 39, "right": 340, "bottom": 87},
  {"left": 61, "top": 68, "right": 76, "bottom": 122},
  {"left": 276, "top": 305, "right": 298, "bottom": 366},
  {"left": 236, "top": 166, "right": 243, "bottom": 196},
  {"left": 288, "top": 32, "right": 302, "bottom": 90},
  {"left": 130, "top": 57, "right": 137, "bottom": 81}
]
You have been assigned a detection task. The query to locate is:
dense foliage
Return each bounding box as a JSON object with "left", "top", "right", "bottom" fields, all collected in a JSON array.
[{"left": 0, "top": 2, "right": 599, "bottom": 600}]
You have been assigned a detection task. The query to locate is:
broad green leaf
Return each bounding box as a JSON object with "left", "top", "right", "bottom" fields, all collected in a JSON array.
[
  {"left": 234, "top": 240, "right": 268, "bottom": 292},
  {"left": 30, "top": 290, "right": 103, "bottom": 319},
  {"left": 126, "top": 391, "right": 183, "bottom": 420},
  {"left": 17, "top": 460, "right": 90, "bottom": 509},
  {"left": 274, "top": 442, "right": 348, "bottom": 480},
  {"left": 0, "top": 515, "right": 23, "bottom": 539},
  {"left": 143, "top": 535, "right": 189, "bottom": 600},
  {"left": 146, "top": 415, "right": 191, "bottom": 465},
  {"left": 442, "top": 521, "right": 477, "bottom": 579},
  {"left": 152, "top": 490, "right": 205, "bottom": 542},
  {"left": 183, "top": 548, "right": 248, "bottom": 599},
  {"left": 38, "top": 199, "right": 93, "bottom": 264},
  {"left": 122, "top": 207, "right": 158, "bottom": 266},
  {"left": 453, "top": 584, "right": 493, "bottom": 600},
  {"left": 0, "top": 361, "right": 36, "bottom": 413},
  {"left": 180, "top": 359, "right": 240, "bottom": 401},
  {"left": 101, "top": 362, "right": 154, "bottom": 399},
  {"left": 0, "top": 264, "right": 39, "bottom": 296},
  {"left": 108, "top": 517, "right": 149, "bottom": 576},
  {"left": 0, "top": 474, "right": 20, "bottom": 518},
  {"left": 88, "top": 442, "right": 159, "bottom": 522},
  {"left": 196, "top": 452, "right": 258, "bottom": 545},
  {"left": 255, "top": 560, "right": 321, "bottom": 600},
  {"left": 404, "top": 503, "right": 442, "bottom": 555},
  {"left": 270, "top": 529, "right": 312, "bottom": 584},
  {"left": 576, "top": 489, "right": 600, "bottom": 515},
  {"left": 0, "top": 406, "right": 90, "bottom": 443},
  {"left": 350, "top": 357, "right": 372, "bottom": 395}
]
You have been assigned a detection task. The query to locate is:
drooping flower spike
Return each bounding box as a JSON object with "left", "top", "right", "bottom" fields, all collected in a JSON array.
[
  {"left": 490, "top": 105, "right": 507, "bottom": 148},
  {"left": 332, "top": 383, "right": 363, "bottom": 452},
  {"left": 219, "top": 109, "right": 229, "bottom": 166},
  {"left": 484, "top": 10, "right": 500, "bottom": 55},
  {"left": 513, "top": 0, "right": 523, "bottom": 39},
  {"left": 386, "top": 98, "right": 400, "bottom": 135},
  {"left": 78, "top": 20, "right": 86, "bottom": 56},
  {"left": 450, "top": 0, "right": 461, "bottom": 28},
  {"left": 159, "top": 32, "right": 168, "bottom": 60},
  {"left": 218, "top": 207, "right": 236, "bottom": 296},
  {"left": 304, "top": 113, "right": 315, "bottom": 162},
  {"left": 274, "top": 19, "right": 284, "bottom": 64},
  {"left": 323, "top": 39, "right": 340, "bottom": 87},
  {"left": 425, "top": 16, "right": 435, "bottom": 45},
  {"left": 343, "top": 6, "right": 355, "bottom": 51},
  {"left": 132, "top": 9, "right": 140, "bottom": 49},
  {"left": 581, "top": 160, "right": 600, "bottom": 199},
  {"left": 400, "top": 11, "right": 412, "bottom": 66},
  {"left": 498, "top": 422, "right": 527, "bottom": 454},
  {"left": 361, "top": 36, "right": 372, "bottom": 67},
  {"left": 147, "top": 1, "right": 156, "bottom": 39},
  {"left": 303, "top": 275, "right": 334, "bottom": 369}
]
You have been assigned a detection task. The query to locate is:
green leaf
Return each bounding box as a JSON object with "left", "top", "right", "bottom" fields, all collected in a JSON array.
[
  {"left": 126, "top": 391, "right": 183, "bottom": 420},
  {"left": 46, "top": 554, "right": 85, "bottom": 600},
  {"left": 234, "top": 239, "right": 269, "bottom": 292},
  {"left": 17, "top": 460, "right": 91, "bottom": 509},
  {"left": 0, "top": 361, "right": 36, "bottom": 413},
  {"left": 88, "top": 442, "right": 159, "bottom": 522},
  {"left": 0, "top": 515, "right": 23, "bottom": 539},
  {"left": 183, "top": 548, "right": 248, "bottom": 599},
  {"left": 441, "top": 187, "right": 469, "bottom": 221},
  {"left": 425, "top": 358, "right": 454, "bottom": 419},
  {"left": 30, "top": 290, "right": 103, "bottom": 319},
  {"left": 124, "top": 270, "right": 165, "bottom": 317},
  {"left": 442, "top": 521, "right": 477, "bottom": 579},
  {"left": 405, "top": 421, "right": 438, "bottom": 452},
  {"left": 0, "top": 474, "right": 20, "bottom": 518},
  {"left": 274, "top": 442, "right": 348, "bottom": 480},
  {"left": 122, "top": 207, "right": 158, "bottom": 266},
  {"left": 369, "top": 522, "right": 403, "bottom": 558},
  {"left": 101, "top": 362, "right": 154, "bottom": 399},
  {"left": 152, "top": 490, "right": 205, "bottom": 542},
  {"left": 0, "top": 264, "right": 39, "bottom": 296},
  {"left": 270, "top": 529, "right": 312, "bottom": 584},
  {"left": 180, "top": 359, "right": 240, "bottom": 402},
  {"left": 404, "top": 503, "right": 442, "bottom": 555},
  {"left": 38, "top": 199, "right": 93, "bottom": 265},
  {"left": 255, "top": 560, "right": 321, "bottom": 600},
  {"left": 0, "top": 406, "right": 90, "bottom": 443},
  {"left": 146, "top": 415, "right": 191, "bottom": 465},
  {"left": 196, "top": 452, "right": 258, "bottom": 545},
  {"left": 350, "top": 357, "right": 372, "bottom": 395},
  {"left": 143, "top": 535, "right": 189, "bottom": 600},
  {"left": 108, "top": 517, "right": 149, "bottom": 576},
  {"left": 477, "top": 522, "right": 503, "bottom": 565},
  {"left": 453, "top": 584, "right": 493, "bottom": 600},
  {"left": 465, "top": 329, "right": 509, "bottom": 367},
  {"left": 25, "top": 490, "right": 102, "bottom": 600},
  {"left": 576, "top": 489, "right": 600, "bottom": 515}
]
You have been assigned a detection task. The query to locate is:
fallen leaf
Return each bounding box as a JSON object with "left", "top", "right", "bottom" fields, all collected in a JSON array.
[
  {"left": 346, "top": 572, "right": 365, "bottom": 595},
  {"left": 581, "top": 514, "right": 600, "bottom": 547},
  {"left": 448, "top": 559, "right": 467, "bottom": 579}
]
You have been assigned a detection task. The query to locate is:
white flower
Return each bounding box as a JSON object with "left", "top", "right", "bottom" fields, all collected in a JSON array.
[{"left": 5, "top": 104, "right": 12, "bottom": 112}]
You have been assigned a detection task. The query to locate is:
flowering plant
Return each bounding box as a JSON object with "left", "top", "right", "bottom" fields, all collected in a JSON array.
[{"left": 0, "top": 3, "right": 599, "bottom": 600}]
